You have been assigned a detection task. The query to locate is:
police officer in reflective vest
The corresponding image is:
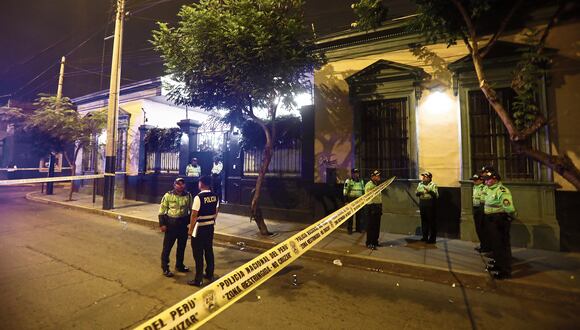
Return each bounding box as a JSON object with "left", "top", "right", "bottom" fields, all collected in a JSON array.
[
  {"left": 416, "top": 171, "right": 439, "bottom": 243},
  {"left": 188, "top": 175, "right": 219, "bottom": 287},
  {"left": 343, "top": 168, "right": 365, "bottom": 234},
  {"left": 364, "top": 170, "right": 382, "bottom": 250},
  {"left": 482, "top": 169, "right": 516, "bottom": 280},
  {"left": 158, "top": 177, "right": 192, "bottom": 277},
  {"left": 471, "top": 173, "right": 490, "bottom": 253}
]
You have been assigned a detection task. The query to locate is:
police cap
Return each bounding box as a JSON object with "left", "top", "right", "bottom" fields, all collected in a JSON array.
[
  {"left": 370, "top": 169, "right": 381, "bottom": 177},
  {"left": 481, "top": 170, "right": 501, "bottom": 181},
  {"left": 420, "top": 171, "right": 433, "bottom": 179}
]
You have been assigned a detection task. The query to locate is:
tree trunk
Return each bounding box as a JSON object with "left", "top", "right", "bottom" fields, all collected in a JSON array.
[
  {"left": 516, "top": 143, "right": 580, "bottom": 190},
  {"left": 470, "top": 53, "right": 580, "bottom": 190},
  {"left": 250, "top": 120, "right": 273, "bottom": 236},
  {"left": 452, "top": 0, "right": 580, "bottom": 190}
]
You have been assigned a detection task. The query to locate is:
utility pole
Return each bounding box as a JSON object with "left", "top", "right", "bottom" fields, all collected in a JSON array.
[
  {"left": 103, "top": 0, "right": 125, "bottom": 210},
  {"left": 56, "top": 56, "right": 65, "bottom": 102},
  {"left": 47, "top": 56, "right": 66, "bottom": 195}
]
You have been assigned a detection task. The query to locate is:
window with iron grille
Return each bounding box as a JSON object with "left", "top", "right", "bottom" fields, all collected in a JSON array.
[
  {"left": 243, "top": 142, "right": 302, "bottom": 177},
  {"left": 468, "top": 88, "right": 535, "bottom": 180},
  {"left": 359, "top": 98, "right": 410, "bottom": 179},
  {"left": 82, "top": 135, "right": 98, "bottom": 172},
  {"left": 116, "top": 127, "right": 127, "bottom": 172}
]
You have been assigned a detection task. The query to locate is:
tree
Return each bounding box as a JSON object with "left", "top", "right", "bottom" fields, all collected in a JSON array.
[
  {"left": 23, "top": 94, "right": 106, "bottom": 200},
  {"left": 152, "top": 0, "right": 324, "bottom": 235},
  {"left": 355, "top": 0, "right": 580, "bottom": 190},
  {"left": 351, "top": 0, "right": 388, "bottom": 30}
]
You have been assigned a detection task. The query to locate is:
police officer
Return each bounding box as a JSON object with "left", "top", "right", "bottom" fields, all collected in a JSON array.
[
  {"left": 186, "top": 157, "right": 202, "bottom": 178},
  {"left": 211, "top": 156, "right": 224, "bottom": 202},
  {"left": 343, "top": 168, "right": 365, "bottom": 234},
  {"left": 185, "top": 157, "right": 202, "bottom": 196},
  {"left": 188, "top": 175, "right": 219, "bottom": 287},
  {"left": 365, "top": 170, "right": 382, "bottom": 250},
  {"left": 482, "top": 169, "right": 516, "bottom": 280},
  {"left": 471, "top": 173, "right": 490, "bottom": 253},
  {"left": 416, "top": 171, "right": 439, "bottom": 243},
  {"left": 158, "top": 177, "right": 192, "bottom": 277}
]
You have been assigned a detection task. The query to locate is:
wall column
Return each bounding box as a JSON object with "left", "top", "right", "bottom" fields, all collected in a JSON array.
[
  {"left": 138, "top": 124, "right": 153, "bottom": 174},
  {"left": 177, "top": 119, "right": 201, "bottom": 176}
]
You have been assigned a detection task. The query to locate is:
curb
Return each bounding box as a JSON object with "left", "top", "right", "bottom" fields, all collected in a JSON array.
[{"left": 26, "top": 192, "right": 580, "bottom": 304}]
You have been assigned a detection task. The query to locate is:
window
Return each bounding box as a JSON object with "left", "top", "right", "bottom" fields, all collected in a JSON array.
[
  {"left": 243, "top": 143, "right": 302, "bottom": 177},
  {"left": 359, "top": 98, "right": 410, "bottom": 178},
  {"left": 468, "top": 88, "right": 535, "bottom": 180},
  {"left": 82, "top": 135, "right": 98, "bottom": 172},
  {"left": 116, "top": 127, "right": 127, "bottom": 172}
]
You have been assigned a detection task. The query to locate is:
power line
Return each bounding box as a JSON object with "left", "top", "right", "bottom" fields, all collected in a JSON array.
[{"left": 13, "top": 22, "right": 114, "bottom": 97}]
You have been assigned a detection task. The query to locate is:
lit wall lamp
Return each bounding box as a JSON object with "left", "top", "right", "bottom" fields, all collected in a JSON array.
[{"left": 421, "top": 79, "right": 453, "bottom": 114}]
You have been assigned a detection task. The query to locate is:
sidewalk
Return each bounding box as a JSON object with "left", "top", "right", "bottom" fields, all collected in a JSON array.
[{"left": 27, "top": 187, "right": 580, "bottom": 302}]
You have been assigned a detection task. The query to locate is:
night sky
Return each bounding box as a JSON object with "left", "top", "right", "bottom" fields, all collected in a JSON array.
[{"left": 0, "top": 0, "right": 414, "bottom": 102}]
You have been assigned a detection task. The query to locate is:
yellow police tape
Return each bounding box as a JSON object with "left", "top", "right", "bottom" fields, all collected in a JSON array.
[
  {"left": 0, "top": 174, "right": 104, "bottom": 186},
  {"left": 135, "top": 176, "right": 396, "bottom": 330}
]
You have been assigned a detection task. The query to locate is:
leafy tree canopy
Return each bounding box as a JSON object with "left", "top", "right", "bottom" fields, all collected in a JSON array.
[
  {"left": 351, "top": 0, "right": 388, "bottom": 30},
  {"left": 152, "top": 0, "right": 324, "bottom": 117},
  {"left": 411, "top": 0, "right": 516, "bottom": 47},
  {"left": 27, "top": 94, "right": 106, "bottom": 153},
  {"left": 144, "top": 127, "right": 182, "bottom": 152},
  {"left": 240, "top": 116, "right": 302, "bottom": 150}
]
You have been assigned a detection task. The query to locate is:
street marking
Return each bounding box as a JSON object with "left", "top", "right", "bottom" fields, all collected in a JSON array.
[
  {"left": 0, "top": 174, "right": 104, "bottom": 186},
  {"left": 135, "top": 176, "right": 396, "bottom": 330}
]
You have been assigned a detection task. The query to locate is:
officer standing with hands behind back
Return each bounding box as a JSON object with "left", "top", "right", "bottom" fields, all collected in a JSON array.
[
  {"left": 471, "top": 173, "right": 490, "bottom": 253},
  {"left": 343, "top": 168, "right": 365, "bottom": 234},
  {"left": 416, "top": 171, "right": 439, "bottom": 243},
  {"left": 188, "top": 175, "right": 219, "bottom": 287},
  {"left": 365, "top": 170, "right": 382, "bottom": 250},
  {"left": 158, "top": 178, "right": 192, "bottom": 278}
]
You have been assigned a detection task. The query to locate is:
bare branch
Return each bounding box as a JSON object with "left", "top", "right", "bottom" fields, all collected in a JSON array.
[
  {"left": 479, "top": 80, "right": 521, "bottom": 139},
  {"left": 517, "top": 114, "right": 547, "bottom": 141},
  {"left": 480, "top": 0, "right": 525, "bottom": 58},
  {"left": 462, "top": 36, "right": 474, "bottom": 55},
  {"left": 537, "top": 0, "right": 567, "bottom": 54},
  {"left": 515, "top": 143, "right": 580, "bottom": 190},
  {"left": 450, "top": 0, "right": 478, "bottom": 42}
]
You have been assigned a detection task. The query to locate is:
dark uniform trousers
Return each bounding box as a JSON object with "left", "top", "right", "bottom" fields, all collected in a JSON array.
[
  {"left": 419, "top": 199, "right": 437, "bottom": 240},
  {"left": 473, "top": 206, "right": 490, "bottom": 250},
  {"left": 366, "top": 204, "right": 382, "bottom": 246},
  {"left": 191, "top": 225, "right": 215, "bottom": 282},
  {"left": 346, "top": 197, "right": 365, "bottom": 232},
  {"left": 161, "top": 216, "right": 189, "bottom": 271},
  {"left": 211, "top": 174, "right": 222, "bottom": 201},
  {"left": 486, "top": 213, "right": 512, "bottom": 274},
  {"left": 192, "top": 190, "right": 218, "bottom": 282}
]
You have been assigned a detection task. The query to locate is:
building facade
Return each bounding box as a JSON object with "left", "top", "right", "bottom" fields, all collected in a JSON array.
[{"left": 312, "top": 10, "right": 580, "bottom": 250}]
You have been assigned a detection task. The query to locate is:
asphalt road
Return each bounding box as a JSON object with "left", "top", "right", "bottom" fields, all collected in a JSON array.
[{"left": 0, "top": 186, "right": 578, "bottom": 330}]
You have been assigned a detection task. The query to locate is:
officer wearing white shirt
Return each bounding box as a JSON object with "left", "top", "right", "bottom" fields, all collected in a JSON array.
[
  {"left": 187, "top": 175, "right": 219, "bottom": 287},
  {"left": 211, "top": 156, "right": 223, "bottom": 201}
]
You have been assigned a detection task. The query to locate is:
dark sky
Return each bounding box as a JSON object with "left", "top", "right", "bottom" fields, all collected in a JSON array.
[{"left": 0, "top": 0, "right": 415, "bottom": 102}]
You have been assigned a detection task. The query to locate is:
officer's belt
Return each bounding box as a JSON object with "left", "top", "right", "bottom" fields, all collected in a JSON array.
[
  {"left": 196, "top": 220, "right": 215, "bottom": 226},
  {"left": 198, "top": 214, "right": 217, "bottom": 220}
]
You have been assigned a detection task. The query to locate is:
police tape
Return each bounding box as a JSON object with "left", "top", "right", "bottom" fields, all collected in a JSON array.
[
  {"left": 135, "top": 176, "right": 396, "bottom": 330},
  {"left": 0, "top": 167, "right": 72, "bottom": 171},
  {"left": 0, "top": 174, "right": 104, "bottom": 186}
]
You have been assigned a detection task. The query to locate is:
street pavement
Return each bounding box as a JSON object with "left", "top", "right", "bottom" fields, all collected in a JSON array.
[
  {"left": 25, "top": 186, "right": 580, "bottom": 299},
  {"left": 1, "top": 185, "right": 580, "bottom": 329}
]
